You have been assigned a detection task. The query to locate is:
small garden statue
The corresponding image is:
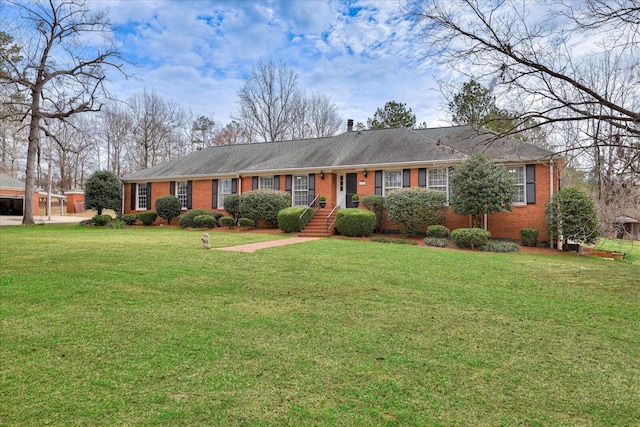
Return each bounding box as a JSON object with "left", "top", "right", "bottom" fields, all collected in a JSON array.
[{"left": 202, "top": 232, "right": 211, "bottom": 249}]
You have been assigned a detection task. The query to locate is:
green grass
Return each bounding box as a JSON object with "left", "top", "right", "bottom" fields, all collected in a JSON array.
[
  {"left": 1, "top": 225, "right": 639, "bottom": 426},
  {"left": 592, "top": 238, "right": 640, "bottom": 264}
]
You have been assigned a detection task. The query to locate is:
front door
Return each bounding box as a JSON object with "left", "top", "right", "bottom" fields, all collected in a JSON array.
[{"left": 345, "top": 173, "right": 358, "bottom": 208}]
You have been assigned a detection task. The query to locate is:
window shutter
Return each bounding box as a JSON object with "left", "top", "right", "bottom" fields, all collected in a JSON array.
[
  {"left": 403, "top": 169, "right": 411, "bottom": 188},
  {"left": 231, "top": 178, "right": 238, "bottom": 194},
  {"left": 274, "top": 175, "right": 280, "bottom": 190},
  {"left": 187, "top": 180, "right": 193, "bottom": 209},
  {"left": 146, "top": 183, "right": 152, "bottom": 209},
  {"left": 418, "top": 168, "right": 426, "bottom": 188},
  {"left": 526, "top": 164, "right": 536, "bottom": 204},
  {"left": 285, "top": 175, "right": 292, "bottom": 196},
  {"left": 130, "top": 183, "right": 136, "bottom": 210},
  {"left": 169, "top": 181, "right": 175, "bottom": 196},
  {"left": 252, "top": 176, "right": 258, "bottom": 190},
  {"left": 212, "top": 179, "right": 218, "bottom": 209},
  {"left": 375, "top": 170, "right": 383, "bottom": 196}
]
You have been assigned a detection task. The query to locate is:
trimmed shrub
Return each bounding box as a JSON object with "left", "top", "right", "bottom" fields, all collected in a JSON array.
[
  {"left": 240, "top": 190, "right": 291, "bottom": 228},
  {"left": 179, "top": 209, "right": 221, "bottom": 228},
  {"left": 139, "top": 211, "right": 157, "bottom": 226},
  {"left": 108, "top": 219, "right": 126, "bottom": 229},
  {"left": 278, "top": 207, "right": 314, "bottom": 233},
  {"left": 196, "top": 215, "right": 218, "bottom": 228},
  {"left": 520, "top": 228, "right": 539, "bottom": 247},
  {"left": 223, "top": 194, "right": 241, "bottom": 224},
  {"left": 238, "top": 218, "right": 256, "bottom": 228},
  {"left": 362, "top": 194, "right": 385, "bottom": 232},
  {"left": 119, "top": 214, "right": 138, "bottom": 226},
  {"left": 219, "top": 216, "right": 235, "bottom": 228},
  {"left": 426, "top": 224, "right": 450, "bottom": 238},
  {"left": 92, "top": 214, "right": 112, "bottom": 226},
  {"left": 155, "top": 195, "right": 182, "bottom": 225},
  {"left": 385, "top": 188, "right": 447, "bottom": 234},
  {"left": 335, "top": 208, "right": 376, "bottom": 237},
  {"left": 371, "top": 237, "right": 417, "bottom": 245},
  {"left": 479, "top": 241, "right": 521, "bottom": 252},
  {"left": 423, "top": 237, "right": 448, "bottom": 247},
  {"left": 451, "top": 228, "right": 491, "bottom": 249}
]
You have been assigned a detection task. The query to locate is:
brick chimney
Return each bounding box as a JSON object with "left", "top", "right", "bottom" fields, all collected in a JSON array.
[{"left": 347, "top": 119, "right": 354, "bottom": 132}]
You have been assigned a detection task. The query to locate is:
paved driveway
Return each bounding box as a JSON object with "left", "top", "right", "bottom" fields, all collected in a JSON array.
[{"left": 0, "top": 215, "right": 85, "bottom": 226}]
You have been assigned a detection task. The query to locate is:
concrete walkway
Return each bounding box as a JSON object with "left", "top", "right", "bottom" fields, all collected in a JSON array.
[
  {"left": 217, "top": 237, "right": 320, "bottom": 253},
  {"left": 0, "top": 215, "right": 86, "bottom": 226}
]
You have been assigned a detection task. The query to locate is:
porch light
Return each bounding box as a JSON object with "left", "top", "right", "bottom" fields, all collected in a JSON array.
[
  {"left": 363, "top": 169, "right": 367, "bottom": 177},
  {"left": 320, "top": 171, "right": 324, "bottom": 180}
]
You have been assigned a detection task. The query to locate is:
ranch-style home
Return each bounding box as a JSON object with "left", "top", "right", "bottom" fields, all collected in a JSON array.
[{"left": 121, "top": 123, "right": 564, "bottom": 243}]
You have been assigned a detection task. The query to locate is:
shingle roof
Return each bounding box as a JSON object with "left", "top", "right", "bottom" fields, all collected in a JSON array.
[
  {"left": 122, "top": 125, "right": 557, "bottom": 181},
  {"left": 0, "top": 174, "right": 25, "bottom": 190}
]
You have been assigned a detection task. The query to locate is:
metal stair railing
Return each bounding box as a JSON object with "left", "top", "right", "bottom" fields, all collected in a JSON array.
[{"left": 326, "top": 195, "right": 345, "bottom": 231}]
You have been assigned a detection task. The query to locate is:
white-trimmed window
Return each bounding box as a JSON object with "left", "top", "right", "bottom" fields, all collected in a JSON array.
[
  {"left": 259, "top": 176, "right": 274, "bottom": 190},
  {"left": 293, "top": 175, "right": 308, "bottom": 206},
  {"left": 176, "top": 181, "right": 189, "bottom": 209},
  {"left": 428, "top": 168, "right": 448, "bottom": 193},
  {"left": 509, "top": 166, "right": 526, "bottom": 204},
  {"left": 219, "top": 179, "right": 232, "bottom": 207},
  {"left": 383, "top": 170, "right": 402, "bottom": 195},
  {"left": 136, "top": 183, "right": 148, "bottom": 210}
]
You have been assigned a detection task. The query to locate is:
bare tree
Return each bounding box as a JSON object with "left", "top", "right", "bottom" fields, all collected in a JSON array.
[
  {"left": 234, "top": 58, "right": 298, "bottom": 142},
  {"left": 0, "top": 0, "right": 125, "bottom": 224},
  {"left": 407, "top": 0, "right": 640, "bottom": 145},
  {"left": 305, "top": 92, "right": 342, "bottom": 138},
  {"left": 212, "top": 121, "right": 251, "bottom": 146},
  {"left": 128, "top": 88, "right": 186, "bottom": 169},
  {"left": 96, "top": 101, "right": 133, "bottom": 177}
]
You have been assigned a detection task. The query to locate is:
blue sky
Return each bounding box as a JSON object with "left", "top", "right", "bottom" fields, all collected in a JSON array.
[{"left": 100, "top": 0, "right": 448, "bottom": 128}]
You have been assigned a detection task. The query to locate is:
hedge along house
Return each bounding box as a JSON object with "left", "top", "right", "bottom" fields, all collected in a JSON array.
[{"left": 121, "top": 124, "right": 563, "bottom": 243}]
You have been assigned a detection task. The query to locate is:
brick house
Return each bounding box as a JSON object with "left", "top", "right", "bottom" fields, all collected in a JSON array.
[{"left": 121, "top": 124, "right": 563, "bottom": 243}]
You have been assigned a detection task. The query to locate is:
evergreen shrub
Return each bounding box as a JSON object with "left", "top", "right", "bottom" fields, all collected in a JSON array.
[
  {"left": 240, "top": 190, "right": 291, "bottom": 228},
  {"left": 179, "top": 209, "right": 221, "bottom": 228},
  {"left": 426, "top": 225, "right": 450, "bottom": 238},
  {"left": 219, "top": 216, "right": 235, "bottom": 228},
  {"left": 520, "top": 228, "right": 539, "bottom": 247},
  {"left": 278, "top": 207, "right": 314, "bottom": 233},
  {"left": 139, "top": 211, "right": 157, "bottom": 226},
  {"left": 92, "top": 214, "right": 112, "bottom": 226},
  {"left": 196, "top": 215, "right": 218, "bottom": 228},
  {"left": 335, "top": 208, "right": 375, "bottom": 237},
  {"left": 451, "top": 228, "right": 491, "bottom": 249}
]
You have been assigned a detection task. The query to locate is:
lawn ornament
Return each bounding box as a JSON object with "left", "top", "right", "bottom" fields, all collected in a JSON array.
[{"left": 202, "top": 232, "right": 211, "bottom": 249}]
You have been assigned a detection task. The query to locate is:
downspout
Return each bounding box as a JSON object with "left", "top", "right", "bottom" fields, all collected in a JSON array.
[
  {"left": 549, "top": 158, "right": 561, "bottom": 250},
  {"left": 121, "top": 182, "right": 125, "bottom": 214}
]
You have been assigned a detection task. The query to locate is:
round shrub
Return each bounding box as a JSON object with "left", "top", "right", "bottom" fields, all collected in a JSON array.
[
  {"left": 108, "top": 219, "right": 126, "bottom": 229},
  {"left": 155, "top": 195, "right": 182, "bottom": 225},
  {"left": 92, "top": 214, "right": 113, "bottom": 226},
  {"left": 119, "top": 213, "right": 138, "bottom": 226},
  {"left": 139, "top": 211, "right": 157, "bottom": 226},
  {"left": 179, "top": 209, "right": 221, "bottom": 228},
  {"left": 278, "top": 207, "right": 314, "bottom": 233},
  {"left": 423, "top": 237, "right": 448, "bottom": 247},
  {"left": 240, "top": 190, "right": 291, "bottom": 228},
  {"left": 196, "top": 215, "right": 218, "bottom": 228},
  {"left": 335, "top": 208, "right": 376, "bottom": 237},
  {"left": 451, "top": 228, "right": 491, "bottom": 249},
  {"left": 520, "top": 228, "right": 539, "bottom": 247},
  {"left": 426, "top": 225, "right": 450, "bottom": 238},
  {"left": 385, "top": 188, "right": 447, "bottom": 234},
  {"left": 219, "top": 216, "right": 235, "bottom": 228},
  {"left": 238, "top": 218, "right": 256, "bottom": 228},
  {"left": 362, "top": 194, "right": 385, "bottom": 232},
  {"left": 479, "top": 241, "right": 521, "bottom": 252}
]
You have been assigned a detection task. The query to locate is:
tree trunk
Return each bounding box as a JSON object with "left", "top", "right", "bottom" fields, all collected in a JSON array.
[{"left": 23, "top": 89, "right": 43, "bottom": 225}]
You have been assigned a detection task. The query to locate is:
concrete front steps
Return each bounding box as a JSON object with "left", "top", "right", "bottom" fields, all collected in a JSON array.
[{"left": 299, "top": 208, "right": 336, "bottom": 237}]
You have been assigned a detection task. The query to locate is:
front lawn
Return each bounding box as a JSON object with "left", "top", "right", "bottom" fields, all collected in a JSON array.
[{"left": 1, "top": 225, "right": 638, "bottom": 426}]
